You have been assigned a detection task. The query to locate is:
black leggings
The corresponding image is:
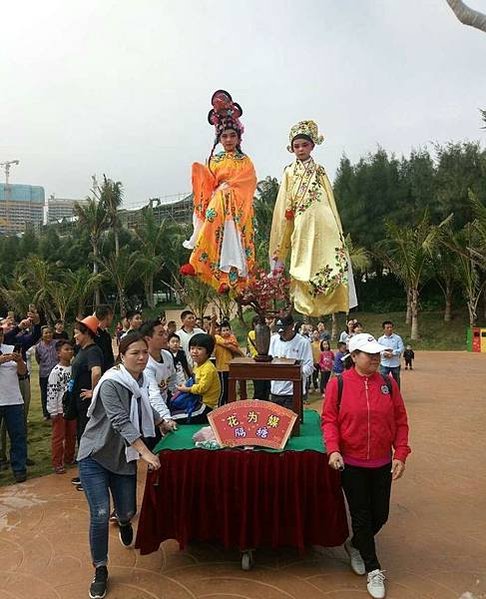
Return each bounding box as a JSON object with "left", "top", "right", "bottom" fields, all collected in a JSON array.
[
  {"left": 39, "top": 377, "right": 49, "bottom": 418},
  {"left": 341, "top": 463, "right": 392, "bottom": 572},
  {"left": 320, "top": 370, "right": 331, "bottom": 393}
]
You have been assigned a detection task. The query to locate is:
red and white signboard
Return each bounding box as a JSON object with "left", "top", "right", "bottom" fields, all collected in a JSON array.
[{"left": 208, "top": 400, "right": 297, "bottom": 450}]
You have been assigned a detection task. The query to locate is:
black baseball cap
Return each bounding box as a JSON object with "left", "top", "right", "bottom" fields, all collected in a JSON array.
[{"left": 276, "top": 315, "right": 294, "bottom": 332}]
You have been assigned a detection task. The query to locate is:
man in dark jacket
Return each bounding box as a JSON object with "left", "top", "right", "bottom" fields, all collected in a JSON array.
[{"left": 94, "top": 305, "right": 114, "bottom": 373}]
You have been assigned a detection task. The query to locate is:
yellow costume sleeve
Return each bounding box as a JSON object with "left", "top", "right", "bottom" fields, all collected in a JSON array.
[
  {"left": 269, "top": 166, "right": 294, "bottom": 265},
  {"left": 321, "top": 170, "right": 345, "bottom": 236}
]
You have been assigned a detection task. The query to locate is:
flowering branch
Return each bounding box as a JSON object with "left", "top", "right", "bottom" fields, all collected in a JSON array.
[{"left": 233, "top": 266, "right": 292, "bottom": 320}]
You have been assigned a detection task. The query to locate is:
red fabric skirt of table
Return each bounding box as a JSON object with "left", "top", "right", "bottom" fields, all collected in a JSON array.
[{"left": 135, "top": 448, "right": 348, "bottom": 555}]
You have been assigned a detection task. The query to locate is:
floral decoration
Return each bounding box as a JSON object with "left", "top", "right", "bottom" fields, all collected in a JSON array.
[
  {"left": 179, "top": 263, "right": 196, "bottom": 277},
  {"left": 234, "top": 266, "right": 291, "bottom": 320},
  {"left": 309, "top": 246, "right": 348, "bottom": 297}
]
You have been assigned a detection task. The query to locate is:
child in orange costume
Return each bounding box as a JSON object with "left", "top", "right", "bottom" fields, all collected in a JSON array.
[{"left": 183, "top": 90, "right": 257, "bottom": 293}]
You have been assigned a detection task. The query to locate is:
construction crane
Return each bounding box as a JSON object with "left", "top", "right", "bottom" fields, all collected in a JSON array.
[{"left": 0, "top": 159, "right": 20, "bottom": 233}]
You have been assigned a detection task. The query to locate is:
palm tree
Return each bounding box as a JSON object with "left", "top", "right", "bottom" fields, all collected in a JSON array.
[
  {"left": 430, "top": 246, "right": 460, "bottom": 322},
  {"left": 376, "top": 213, "right": 445, "bottom": 339},
  {"left": 47, "top": 268, "right": 105, "bottom": 320},
  {"left": 97, "top": 248, "right": 141, "bottom": 316},
  {"left": 133, "top": 208, "right": 167, "bottom": 308},
  {"left": 15, "top": 255, "right": 57, "bottom": 322},
  {"left": 74, "top": 197, "right": 108, "bottom": 305},
  {"left": 0, "top": 279, "right": 32, "bottom": 316},
  {"left": 447, "top": 224, "right": 485, "bottom": 327},
  {"left": 99, "top": 175, "right": 123, "bottom": 257}
]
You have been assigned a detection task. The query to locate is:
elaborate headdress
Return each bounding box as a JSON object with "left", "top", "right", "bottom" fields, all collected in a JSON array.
[
  {"left": 287, "top": 120, "right": 324, "bottom": 152},
  {"left": 208, "top": 89, "right": 244, "bottom": 140}
]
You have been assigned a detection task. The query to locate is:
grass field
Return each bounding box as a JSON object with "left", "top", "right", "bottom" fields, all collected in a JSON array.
[{"left": 231, "top": 309, "right": 474, "bottom": 351}]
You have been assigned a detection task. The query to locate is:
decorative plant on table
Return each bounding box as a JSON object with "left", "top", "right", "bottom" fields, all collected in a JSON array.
[{"left": 232, "top": 266, "right": 292, "bottom": 361}]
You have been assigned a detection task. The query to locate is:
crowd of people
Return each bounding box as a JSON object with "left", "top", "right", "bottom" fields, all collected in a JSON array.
[{"left": 0, "top": 304, "right": 412, "bottom": 599}]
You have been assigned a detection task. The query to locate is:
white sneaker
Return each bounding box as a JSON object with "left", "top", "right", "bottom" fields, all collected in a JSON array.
[
  {"left": 367, "top": 569, "right": 386, "bottom": 599},
  {"left": 344, "top": 539, "right": 365, "bottom": 575}
]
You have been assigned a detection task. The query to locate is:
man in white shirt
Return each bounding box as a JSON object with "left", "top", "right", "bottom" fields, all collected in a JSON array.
[
  {"left": 378, "top": 320, "right": 405, "bottom": 388},
  {"left": 0, "top": 327, "right": 28, "bottom": 483},
  {"left": 268, "top": 315, "right": 314, "bottom": 410},
  {"left": 140, "top": 320, "right": 177, "bottom": 449},
  {"left": 175, "top": 310, "right": 204, "bottom": 369}
]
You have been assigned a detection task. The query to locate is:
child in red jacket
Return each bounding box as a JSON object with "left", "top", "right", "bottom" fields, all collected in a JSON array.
[{"left": 322, "top": 333, "right": 411, "bottom": 599}]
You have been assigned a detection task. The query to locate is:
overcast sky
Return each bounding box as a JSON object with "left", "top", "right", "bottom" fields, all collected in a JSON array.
[{"left": 1, "top": 0, "right": 484, "bottom": 207}]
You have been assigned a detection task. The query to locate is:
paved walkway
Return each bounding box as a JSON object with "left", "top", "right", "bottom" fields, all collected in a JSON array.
[{"left": 0, "top": 351, "right": 485, "bottom": 599}]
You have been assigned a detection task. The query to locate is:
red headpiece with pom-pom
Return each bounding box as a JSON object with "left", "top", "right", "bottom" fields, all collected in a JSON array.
[{"left": 207, "top": 89, "right": 244, "bottom": 140}]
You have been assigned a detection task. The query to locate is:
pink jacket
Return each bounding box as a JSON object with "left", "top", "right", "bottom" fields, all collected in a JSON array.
[
  {"left": 322, "top": 368, "right": 411, "bottom": 463},
  {"left": 319, "top": 350, "right": 335, "bottom": 372}
]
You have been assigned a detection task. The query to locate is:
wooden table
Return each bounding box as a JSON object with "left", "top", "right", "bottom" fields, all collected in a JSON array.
[{"left": 227, "top": 357, "right": 303, "bottom": 436}]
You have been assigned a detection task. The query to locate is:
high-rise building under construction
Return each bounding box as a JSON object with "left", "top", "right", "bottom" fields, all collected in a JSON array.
[{"left": 0, "top": 183, "right": 45, "bottom": 235}]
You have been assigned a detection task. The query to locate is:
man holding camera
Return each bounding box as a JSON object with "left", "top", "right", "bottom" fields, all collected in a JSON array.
[
  {"left": 0, "top": 326, "right": 28, "bottom": 482},
  {"left": 0, "top": 307, "right": 41, "bottom": 467}
]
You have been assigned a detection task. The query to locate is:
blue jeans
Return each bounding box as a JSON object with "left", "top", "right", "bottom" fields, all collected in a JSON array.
[
  {"left": 380, "top": 365, "right": 401, "bottom": 389},
  {"left": 79, "top": 456, "right": 137, "bottom": 566},
  {"left": 0, "top": 404, "right": 26, "bottom": 475}
]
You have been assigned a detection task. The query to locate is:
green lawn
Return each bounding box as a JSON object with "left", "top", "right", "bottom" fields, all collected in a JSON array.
[{"left": 231, "top": 310, "right": 475, "bottom": 351}]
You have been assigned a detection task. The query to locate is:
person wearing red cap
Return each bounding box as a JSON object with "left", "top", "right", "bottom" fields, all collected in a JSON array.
[
  {"left": 322, "top": 333, "right": 411, "bottom": 599},
  {"left": 70, "top": 316, "right": 103, "bottom": 490}
]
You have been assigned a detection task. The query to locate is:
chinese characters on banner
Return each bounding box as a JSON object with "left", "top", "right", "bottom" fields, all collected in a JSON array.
[{"left": 208, "top": 400, "right": 297, "bottom": 449}]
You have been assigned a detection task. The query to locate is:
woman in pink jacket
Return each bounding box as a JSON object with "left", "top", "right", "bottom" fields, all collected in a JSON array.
[{"left": 322, "top": 333, "right": 410, "bottom": 599}]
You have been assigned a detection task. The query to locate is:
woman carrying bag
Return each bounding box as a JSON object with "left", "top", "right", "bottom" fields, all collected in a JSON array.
[{"left": 322, "top": 333, "right": 411, "bottom": 599}]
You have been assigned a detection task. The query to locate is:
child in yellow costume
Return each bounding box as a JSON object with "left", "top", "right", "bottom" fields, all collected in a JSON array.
[
  {"left": 269, "top": 121, "right": 357, "bottom": 316},
  {"left": 183, "top": 90, "right": 257, "bottom": 292}
]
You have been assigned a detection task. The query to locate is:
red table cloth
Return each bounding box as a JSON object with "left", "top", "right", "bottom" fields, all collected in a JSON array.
[{"left": 135, "top": 448, "right": 348, "bottom": 555}]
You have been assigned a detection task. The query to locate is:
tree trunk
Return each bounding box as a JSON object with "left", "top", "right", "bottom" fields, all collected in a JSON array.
[
  {"left": 467, "top": 300, "right": 475, "bottom": 327},
  {"left": 118, "top": 286, "right": 127, "bottom": 317},
  {"left": 410, "top": 287, "right": 420, "bottom": 340},
  {"left": 444, "top": 287, "right": 453, "bottom": 322},
  {"left": 115, "top": 230, "right": 120, "bottom": 257},
  {"left": 144, "top": 276, "right": 154, "bottom": 308},
  {"left": 405, "top": 288, "right": 411, "bottom": 325},
  {"left": 93, "top": 242, "right": 101, "bottom": 306},
  {"left": 331, "top": 313, "right": 338, "bottom": 340}
]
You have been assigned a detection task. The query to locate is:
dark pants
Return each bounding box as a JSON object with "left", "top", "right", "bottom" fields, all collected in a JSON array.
[
  {"left": 270, "top": 393, "right": 307, "bottom": 411},
  {"left": 0, "top": 405, "right": 27, "bottom": 476},
  {"left": 176, "top": 405, "right": 212, "bottom": 425},
  {"left": 39, "top": 376, "right": 50, "bottom": 418},
  {"left": 405, "top": 359, "right": 413, "bottom": 369},
  {"left": 79, "top": 456, "right": 137, "bottom": 566},
  {"left": 341, "top": 463, "right": 392, "bottom": 572},
  {"left": 312, "top": 364, "right": 320, "bottom": 389},
  {"left": 252, "top": 379, "right": 270, "bottom": 401},
  {"left": 76, "top": 396, "right": 90, "bottom": 444},
  {"left": 218, "top": 371, "right": 229, "bottom": 406},
  {"left": 0, "top": 377, "right": 30, "bottom": 461},
  {"left": 320, "top": 370, "right": 331, "bottom": 393},
  {"left": 380, "top": 365, "right": 401, "bottom": 389}
]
